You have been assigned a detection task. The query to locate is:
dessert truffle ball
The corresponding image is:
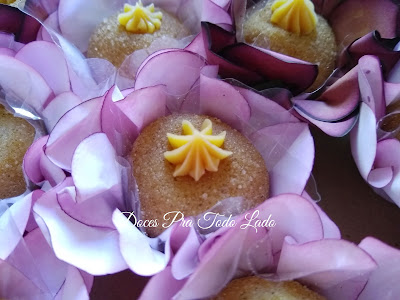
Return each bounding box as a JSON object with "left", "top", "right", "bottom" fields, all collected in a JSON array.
[
  {"left": 0, "top": 105, "right": 35, "bottom": 199},
  {"left": 380, "top": 100, "right": 400, "bottom": 140},
  {"left": 243, "top": 0, "right": 337, "bottom": 91},
  {"left": 131, "top": 114, "right": 270, "bottom": 237},
  {"left": 87, "top": 1, "right": 191, "bottom": 67},
  {"left": 213, "top": 276, "right": 325, "bottom": 300}
]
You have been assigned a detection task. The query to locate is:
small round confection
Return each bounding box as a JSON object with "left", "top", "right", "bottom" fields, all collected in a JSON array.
[
  {"left": 380, "top": 101, "right": 400, "bottom": 140},
  {"left": 131, "top": 114, "right": 270, "bottom": 237},
  {"left": 87, "top": 8, "right": 190, "bottom": 67},
  {"left": 0, "top": 105, "right": 35, "bottom": 199},
  {"left": 213, "top": 276, "right": 325, "bottom": 300},
  {"left": 0, "top": 0, "right": 16, "bottom": 4},
  {"left": 243, "top": 0, "right": 337, "bottom": 91}
]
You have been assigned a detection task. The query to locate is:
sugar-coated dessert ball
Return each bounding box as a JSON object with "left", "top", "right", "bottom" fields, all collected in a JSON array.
[
  {"left": 380, "top": 100, "right": 400, "bottom": 140},
  {"left": 87, "top": 2, "right": 190, "bottom": 67},
  {"left": 0, "top": 105, "right": 35, "bottom": 199},
  {"left": 243, "top": 0, "right": 337, "bottom": 91},
  {"left": 131, "top": 114, "right": 270, "bottom": 237},
  {"left": 213, "top": 276, "right": 325, "bottom": 300}
]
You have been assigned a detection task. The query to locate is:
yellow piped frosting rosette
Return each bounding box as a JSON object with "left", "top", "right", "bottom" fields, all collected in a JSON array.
[
  {"left": 164, "top": 119, "right": 232, "bottom": 181},
  {"left": 270, "top": 0, "right": 318, "bottom": 35},
  {"left": 118, "top": 1, "right": 163, "bottom": 34},
  {"left": 0, "top": 0, "right": 16, "bottom": 4}
]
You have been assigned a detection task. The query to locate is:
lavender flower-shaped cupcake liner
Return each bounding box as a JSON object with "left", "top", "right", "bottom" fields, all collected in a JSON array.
[
  {"left": 27, "top": 49, "right": 316, "bottom": 278},
  {"left": 183, "top": 0, "right": 400, "bottom": 137},
  {"left": 18, "top": 0, "right": 234, "bottom": 90},
  {"left": 351, "top": 52, "right": 400, "bottom": 206},
  {"left": 0, "top": 30, "right": 89, "bottom": 259},
  {"left": 140, "top": 194, "right": 400, "bottom": 300},
  {"left": 0, "top": 3, "right": 40, "bottom": 45},
  {"left": 0, "top": 10, "right": 115, "bottom": 288},
  {"left": 0, "top": 223, "right": 93, "bottom": 300}
]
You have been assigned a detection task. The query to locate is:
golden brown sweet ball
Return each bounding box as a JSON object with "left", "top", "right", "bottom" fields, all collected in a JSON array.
[
  {"left": 380, "top": 100, "right": 400, "bottom": 140},
  {"left": 131, "top": 114, "right": 270, "bottom": 237},
  {"left": 243, "top": 0, "right": 337, "bottom": 91},
  {"left": 213, "top": 276, "right": 325, "bottom": 300},
  {"left": 87, "top": 1, "right": 191, "bottom": 67},
  {"left": 0, "top": 105, "right": 35, "bottom": 199}
]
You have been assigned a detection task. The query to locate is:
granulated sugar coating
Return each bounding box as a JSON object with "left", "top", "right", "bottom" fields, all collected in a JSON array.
[
  {"left": 243, "top": 0, "right": 337, "bottom": 91},
  {"left": 0, "top": 105, "right": 35, "bottom": 199},
  {"left": 87, "top": 9, "right": 190, "bottom": 67},
  {"left": 213, "top": 277, "right": 325, "bottom": 300},
  {"left": 380, "top": 101, "right": 400, "bottom": 141},
  {"left": 131, "top": 114, "right": 270, "bottom": 237}
]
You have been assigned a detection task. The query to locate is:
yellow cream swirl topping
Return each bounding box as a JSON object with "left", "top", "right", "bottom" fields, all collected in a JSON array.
[
  {"left": 0, "top": 0, "right": 17, "bottom": 5},
  {"left": 118, "top": 1, "right": 162, "bottom": 34},
  {"left": 164, "top": 119, "right": 232, "bottom": 181},
  {"left": 270, "top": 0, "right": 318, "bottom": 35}
]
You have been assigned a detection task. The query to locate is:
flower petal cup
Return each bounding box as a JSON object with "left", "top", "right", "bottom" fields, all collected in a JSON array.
[
  {"left": 139, "top": 193, "right": 400, "bottom": 300},
  {"left": 0, "top": 28, "right": 91, "bottom": 260},
  {"left": 0, "top": 8, "right": 115, "bottom": 286},
  {"left": 0, "top": 227, "right": 93, "bottom": 300},
  {"left": 0, "top": 3, "right": 41, "bottom": 46},
  {"left": 30, "top": 49, "right": 316, "bottom": 278},
  {"left": 184, "top": 0, "right": 400, "bottom": 137},
  {"left": 0, "top": 16, "right": 92, "bottom": 286},
  {"left": 351, "top": 53, "right": 400, "bottom": 206},
  {"left": 21, "top": 0, "right": 233, "bottom": 89}
]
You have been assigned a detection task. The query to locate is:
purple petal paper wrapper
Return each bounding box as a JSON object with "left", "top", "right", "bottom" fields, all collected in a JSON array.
[
  {"left": 0, "top": 3, "right": 41, "bottom": 44},
  {"left": 139, "top": 194, "right": 400, "bottom": 300},
  {"left": 29, "top": 49, "right": 316, "bottom": 276},
  {"left": 0, "top": 30, "right": 112, "bottom": 296},
  {"left": 0, "top": 36, "right": 80, "bottom": 143},
  {"left": 0, "top": 193, "right": 35, "bottom": 260},
  {"left": 6, "top": 0, "right": 117, "bottom": 101},
  {"left": 237, "top": 0, "right": 400, "bottom": 70},
  {"left": 25, "top": 0, "right": 232, "bottom": 52},
  {"left": 0, "top": 35, "right": 88, "bottom": 127},
  {"left": 0, "top": 226, "right": 92, "bottom": 300},
  {"left": 0, "top": 166, "right": 91, "bottom": 297},
  {"left": 285, "top": 0, "right": 400, "bottom": 136},
  {"left": 358, "top": 237, "right": 400, "bottom": 299},
  {"left": 0, "top": 34, "right": 87, "bottom": 261},
  {"left": 184, "top": 0, "right": 400, "bottom": 136},
  {"left": 185, "top": 22, "right": 319, "bottom": 95},
  {"left": 295, "top": 31, "right": 400, "bottom": 137},
  {"left": 21, "top": 0, "right": 233, "bottom": 91},
  {"left": 140, "top": 199, "right": 400, "bottom": 299},
  {"left": 351, "top": 54, "right": 400, "bottom": 206}
]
